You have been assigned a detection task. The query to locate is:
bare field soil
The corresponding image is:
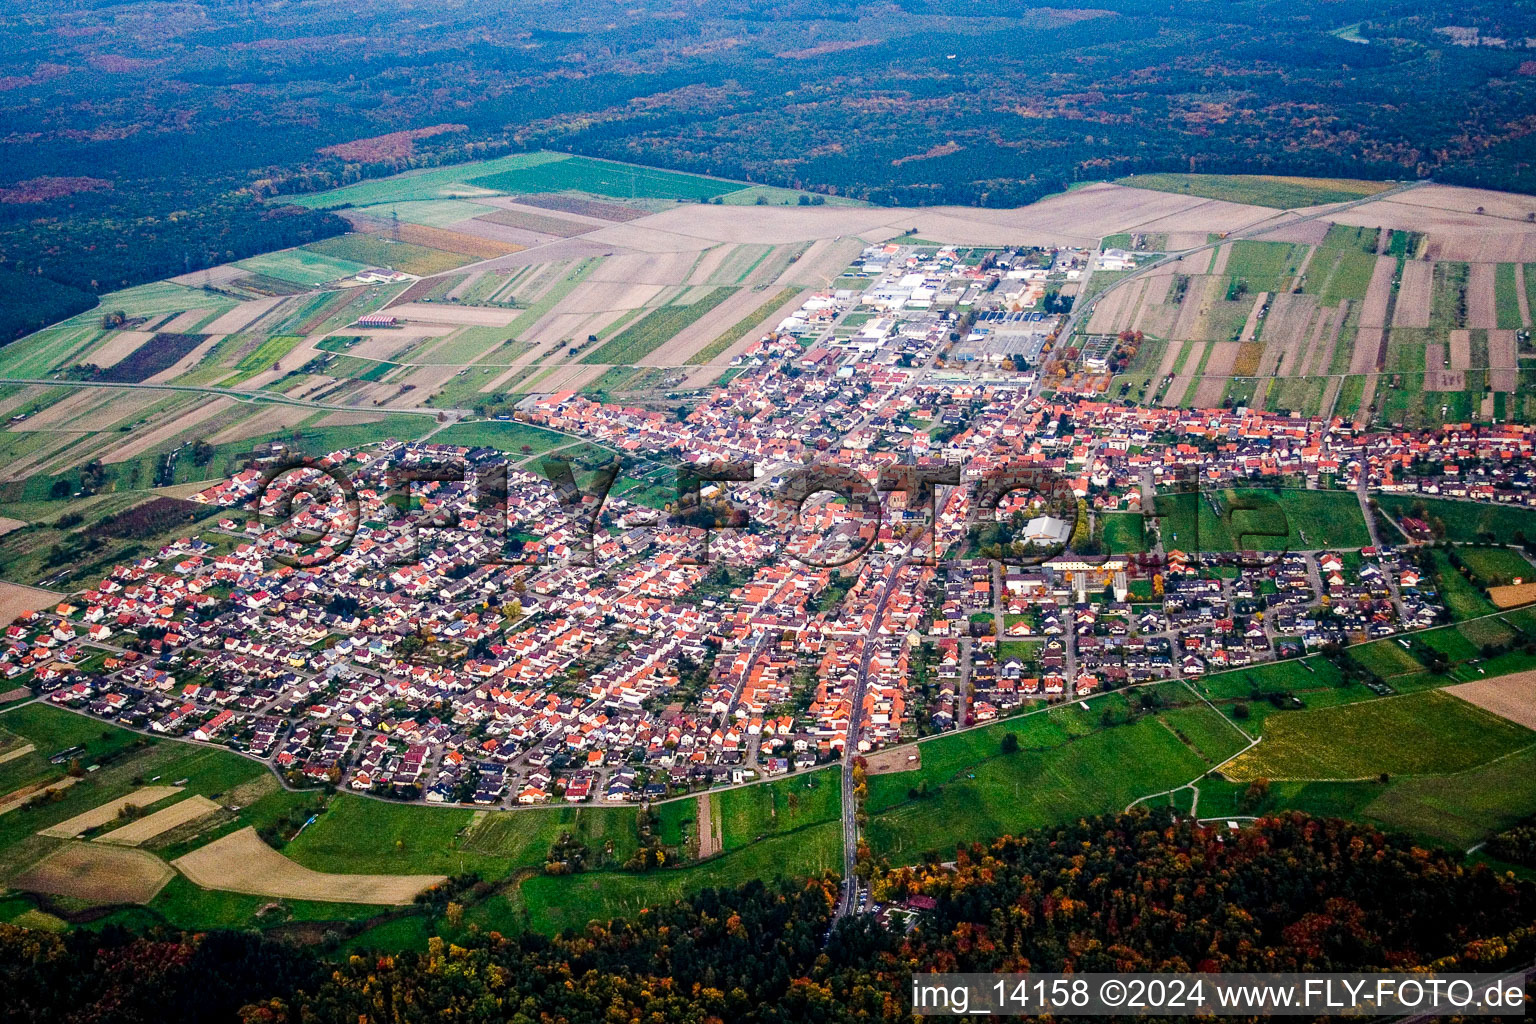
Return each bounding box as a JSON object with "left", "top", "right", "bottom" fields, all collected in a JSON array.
[
  {"left": 173, "top": 826, "right": 445, "bottom": 905},
  {"left": 1358, "top": 256, "right": 1397, "bottom": 329},
  {"left": 1447, "top": 671, "right": 1536, "bottom": 730},
  {"left": 1489, "top": 583, "right": 1536, "bottom": 608},
  {"left": 12, "top": 841, "right": 174, "bottom": 904},
  {"left": 865, "top": 744, "right": 922, "bottom": 775},
  {"left": 87, "top": 330, "right": 156, "bottom": 369},
  {"left": 386, "top": 303, "right": 519, "bottom": 327},
  {"left": 96, "top": 794, "right": 221, "bottom": 846},
  {"left": 1467, "top": 263, "right": 1499, "bottom": 329},
  {"left": 203, "top": 297, "right": 283, "bottom": 335},
  {"left": 1193, "top": 342, "right": 1240, "bottom": 406},
  {"left": 1448, "top": 330, "right": 1471, "bottom": 371},
  {"left": 696, "top": 793, "right": 719, "bottom": 859},
  {"left": 1489, "top": 330, "right": 1519, "bottom": 391},
  {"left": 38, "top": 787, "right": 185, "bottom": 838},
  {"left": 1393, "top": 261, "right": 1433, "bottom": 327},
  {"left": 0, "top": 581, "right": 62, "bottom": 626}
]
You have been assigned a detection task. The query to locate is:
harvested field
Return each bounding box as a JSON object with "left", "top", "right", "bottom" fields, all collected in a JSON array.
[
  {"left": 1447, "top": 671, "right": 1536, "bottom": 730},
  {"left": 1302, "top": 304, "right": 1347, "bottom": 377},
  {"left": 1449, "top": 330, "right": 1471, "bottom": 371},
  {"left": 1518, "top": 265, "right": 1533, "bottom": 327},
  {"left": 1467, "top": 263, "right": 1499, "bottom": 328},
  {"left": 1489, "top": 583, "right": 1536, "bottom": 608},
  {"left": 513, "top": 194, "right": 647, "bottom": 221},
  {"left": 394, "top": 223, "right": 516, "bottom": 260},
  {"left": 1257, "top": 292, "right": 1318, "bottom": 376},
  {"left": 473, "top": 208, "right": 595, "bottom": 237},
  {"left": 642, "top": 285, "right": 781, "bottom": 366},
  {"left": 101, "top": 397, "right": 235, "bottom": 463},
  {"left": 203, "top": 298, "right": 282, "bottom": 335},
  {"left": 38, "top": 786, "right": 183, "bottom": 838},
  {"left": 1086, "top": 279, "right": 1143, "bottom": 334},
  {"left": 0, "top": 581, "right": 61, "bottom": 626},
  {"left": 1192, "top": 341, "right": 1240, "bottom": 407},
  {"left": 172, "top": 826, "right": 445, "bottom": 905},
  {"left": 96, "top": 333, "right": 206, "bottom": 383},
  {"left": 1169, "top": 277, "right": 1218, "bottom": 341},
  {"left": 88, "top": 330, "right": 155, "bottom": 368},
  {"left": 1236, "top": 291, "right": 1268, "bottom": 343},
  {"left": 1393, "top": 261, "right": 1433, "bottom": 327},
  {"left": 0, "top": 778, "right": 77, "bottom": 817},
  {"left": 161, "top": 308, "right": 213, "bottom": 333},
  {"left": 1349, "top": 327, "right": 1386, "bottom": 374},
  {"left": 1358, "top": 256, "right": 1397, "bottom": 329},
  {"left": 96, "top": 794, "right": 221, "bottom": 846},
  {"left": 12, "top": 841, "right": 173, "bottom": 905},
  {"left": 386, "top": 303, "right": 519, "bottom": 326},
  {"left": 1489, "top": 330, "right": 1519, "bottom": 391}
]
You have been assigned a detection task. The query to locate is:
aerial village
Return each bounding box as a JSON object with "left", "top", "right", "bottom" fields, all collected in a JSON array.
[{"left": 8, "top": 240, "right": 1536, "bottom": 809}]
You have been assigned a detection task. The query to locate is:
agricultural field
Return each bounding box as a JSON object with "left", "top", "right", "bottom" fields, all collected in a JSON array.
[
  {"left": 581, "top": 286, "right": 736, "bottom": 365},
  {"left": 234, "top": 250, "right": 369, "bottom": 288},
  {"left": 1116, "top": 173, "right": 1393, "bottom": 209},
  {"left": 1152, "top": 487, "right": 1368, "bottom": 552},
  {"left": 862, "top": 686, "right": 1245, "bottom": 860},
  {"left": 466, "top": 155, "right": 734, "bottom": 202},
  {"left": 1220, "top": 690, "right": 1532, "bottom": 781},
  {"left": 304, "top": 235, "right": 471, "bottom": 276}
]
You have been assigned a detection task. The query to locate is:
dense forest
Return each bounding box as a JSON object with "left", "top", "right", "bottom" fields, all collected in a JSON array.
[
  {"left": 1, "top": 0, "right": 1535, "bottom": 309},
  {"left": 2, "top": 811, "right": 1532, "bottom": 1023}
]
